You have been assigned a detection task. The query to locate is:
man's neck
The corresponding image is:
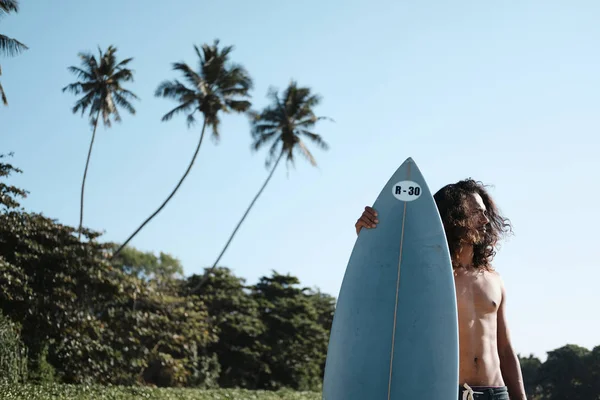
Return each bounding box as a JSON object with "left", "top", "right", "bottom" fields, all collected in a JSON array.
[{"left": 456, "top": 243, "right": 474, "bottom": 269}]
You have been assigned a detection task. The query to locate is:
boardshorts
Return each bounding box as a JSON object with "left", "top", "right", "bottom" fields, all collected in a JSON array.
[{"left": 459, "top": 383, "right": 509, "bottom": 400}]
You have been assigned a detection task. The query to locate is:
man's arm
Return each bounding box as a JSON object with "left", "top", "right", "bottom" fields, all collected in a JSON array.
[{"left": 496, "top": 275, "right": 527, "bottom": 400}]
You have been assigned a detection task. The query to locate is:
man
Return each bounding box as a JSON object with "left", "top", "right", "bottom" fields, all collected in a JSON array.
[{"left": 355, "top": 179, "right": 527, "bottom": 400}]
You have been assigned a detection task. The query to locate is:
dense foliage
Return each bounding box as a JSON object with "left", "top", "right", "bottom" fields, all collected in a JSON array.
[
  {"left": 0, "top": 154, "right": 333, "bottom": 391},
  {"left": 0, "top": 384, "right": 321, "bottom": 400}
]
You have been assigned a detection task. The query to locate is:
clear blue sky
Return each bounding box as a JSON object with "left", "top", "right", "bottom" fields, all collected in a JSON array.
[{"left": 3, "top": 0, "right": 599, "bottom": 362}]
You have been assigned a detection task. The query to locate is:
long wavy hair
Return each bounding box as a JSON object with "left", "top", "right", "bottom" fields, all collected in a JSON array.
[{"left": 433, "top": 179, "right": 512, "bottom": 270}]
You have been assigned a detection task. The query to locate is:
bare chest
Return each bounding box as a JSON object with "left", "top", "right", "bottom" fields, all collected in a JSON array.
[{"left": 454, "top": 270, "right": 502, "bottom": 315}]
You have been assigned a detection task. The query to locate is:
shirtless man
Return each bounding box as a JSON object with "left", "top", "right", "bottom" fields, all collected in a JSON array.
[{"left": 355, "top": 179, "right": 527, "bottom": 400}]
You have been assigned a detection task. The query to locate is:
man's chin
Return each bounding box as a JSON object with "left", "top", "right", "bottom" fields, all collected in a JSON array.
[
  {"left": 475, "top": 232, "right": 486, "bottom": 244},
  {"left": 469, "top": 231, "right": 486, "bottom": 245}
]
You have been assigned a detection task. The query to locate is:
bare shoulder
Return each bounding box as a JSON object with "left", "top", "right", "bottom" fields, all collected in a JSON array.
[{"left": 487, "top": 268, "right": 504, "bottom": 282}]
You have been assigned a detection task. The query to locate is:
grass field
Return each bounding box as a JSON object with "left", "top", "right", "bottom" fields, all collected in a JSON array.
[{"left": 0, "top": 384, "right": 322, "bottom": 400}]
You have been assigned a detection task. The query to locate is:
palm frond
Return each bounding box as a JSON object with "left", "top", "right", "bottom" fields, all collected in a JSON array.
[
  {"left": 220, "top": 85, "right": 252, "bottom": 97},
  {"left": 77, "top": 52, "right": 98, "bottom": 73},
  {"left": 0, "top": 64, "right": 5, "bottom": 105},
  {"left": 218, "top": 64, "right": 253, "bottom": 94},
  {"left": 62, "top": 82, "right": 85, "bottom": 95},
  {"left": 110, "top": 68, "right": 135, "bottom": 83},
  {"left": 266, "top": 86, "right": 282, "bottom": 108},
  {"left": 0, "top": 0, "right": 18, "bottom": 14},
  {"left": 252, "top": 120, "right": 280, "bottom": 134},
  {"left": 0, "top": 80, "right": 7, "bottom": 105},
  {"left": 116, "top": 88, "right": 139, "bottom": 101},
  {"left": 114, "top": 57, "right": 134, "bottom": 69},
  {"left": 186, "top": 113, "right": 197, "bottom": 128},
  {"left": 102, "top": 93, "right": 119, "bottom": 126},
  {"left": 64, "top": 45, "right": 138, "bottom": 126},
  {"left": 204, "top": 112, "right": 221, "bottom": 139},
  {"left": 72, "top": 91, "right": 97, "bottom": 115},
  {"left": 250, "top": 81, "right": 330, "bottom": 171},
  {"left": 156, "top": 40, "right": 253, "bottom": 137},
  {"left": 294, "top": 115, "right": 333, "bottom": 130},
  {"left": 224, "top": 99, "right": 251, "bottom": 113},
  {"left": 251, "top": 130, "right": 279, "bottom": 151},
  {"left": 160, "top": 100, "right": 196, "bottom": 123},
  {"left": 0, "top": 34, "right": 27, "bottom": 57},
  {"left": 295, "top": 139, "right": 317, "bottom": 166},
  {"left": 265, "top": 136, "right": 283, "bottom": 168},
  {"left": 300, "top": 130, "right": 329, "bottom": 150},
  {"left": 67, "top": 66, "right": 93, "bottom": 81},
  {"left": 155, "top": 80, "right": 195, "bottom": 100},
  {"left": 199, "top": 40, "right": 234, "bottom": 85},
  {"left": 172, "top": 62, "right": 203, "bottom": 89},
  {"left": 283, "top": 144, "right": 296, "bottom": 169},
  {"left": 112, "top": 92, "right": 136, "bottom": 115}
]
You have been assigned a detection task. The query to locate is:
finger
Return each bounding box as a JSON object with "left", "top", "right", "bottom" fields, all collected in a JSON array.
[
  {"left": 364, "top": 206, "right": 378, "bottom": 218},
  {"left": 364, "top": 209, "right": 379, "bottom": 223},
  {"left": 355, "top": 218, "right": 371, "bottom": 230},
  {"left": 359, "top": 215, "right": 378, "bottom": 227}
]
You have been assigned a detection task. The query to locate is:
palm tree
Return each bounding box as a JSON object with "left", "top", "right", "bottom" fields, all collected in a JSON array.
[
  {"left": 62, "top": 45, "right": 138, "bottom": 239},
  {"left": 111, "top": 40, "right": 253, "bottom": 258},
  {"left": 1, "top": 0, "right": 28, "bottom": 105},
  {"left": 193, "top": 81, "right": 330, "bottom": 292}
]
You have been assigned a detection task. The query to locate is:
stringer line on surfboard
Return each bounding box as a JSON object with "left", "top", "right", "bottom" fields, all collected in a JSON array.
[{"left": 387, "top": 160, "right": 411, "bottom": 400}]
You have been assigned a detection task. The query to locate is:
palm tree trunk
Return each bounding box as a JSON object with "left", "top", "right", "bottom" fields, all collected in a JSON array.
[
  {"left": 112, "top": 119, "right": 208, "bottom": 258},
  {"left": 78, "top": 110, "right": 101, "bottom": 240},
  {"left": 192, "top": 151, "right": 284, "bottom": 293}
]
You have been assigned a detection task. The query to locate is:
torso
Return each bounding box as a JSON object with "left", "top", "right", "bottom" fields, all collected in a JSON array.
[{"left": 454, "top": 267, "right": 505, "bottom": 387}]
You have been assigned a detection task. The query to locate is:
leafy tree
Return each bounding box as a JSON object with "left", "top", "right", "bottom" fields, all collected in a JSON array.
[
  {"left": 187, "top": 267, "right": 267, "bottom": 389},
  {"left": 0, "top": 0, "right": 28, "bottom": 105},
  {"left": 0, "top": 153, "right": 119, "bottom": 381},
  {"left": 537, "top": 344, "right": 591, "bottom": 400},
  {"left": 252, "top": 271, "right": 330, "bottom": 391},
  {"left": 0, "top": 152, "right": 28, "bottom": 208},
  {"left": 110, "top": 244, "right": 184, "bottom": 283},
  {"left": 306, "top": 288, "right": 335, "bottom": 375},
  {"left": 62, "top": 45, "right": 138, "bottom": 239},
  {"left": 97, "top": 281, "right": 219, "bottom": 388},
  {"left": 0, "top": 310, "right": 27, "bottom": 384},
  {"left": 519, "top": 354, "right": 542, "bottom": 399},
  {"left": 113, "top": 39, "right": 253, "bottom": 257},
  {"left": 195, "top": 81, "right": 330, "bottom": 292},
  {"left": 105, "top": 246, "right": 221, "bottom": 387},
  {"left": 587, "top": 346, "right": 600, "bottom": 398},
  {"left": 0, "top": 154, "right": 218, "bottom": 386},
  {"left": 0, "top": 154, "right": 31, "bottom": 325}
]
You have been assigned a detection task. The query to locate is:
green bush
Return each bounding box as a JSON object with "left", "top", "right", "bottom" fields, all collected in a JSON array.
[
  {"left": 28, "top": 343, "right": 55, "bottom": 384},
  {"left": 0, "top": 384, "right": 321, "bottom": 399},
  {"left": 0, "top": 311, "right": 27, "bottom": 384}
]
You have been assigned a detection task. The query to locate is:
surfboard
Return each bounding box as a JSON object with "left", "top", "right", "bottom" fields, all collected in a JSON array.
[{"left": 322, "top": 157, "right": 459, "bottom": 399}]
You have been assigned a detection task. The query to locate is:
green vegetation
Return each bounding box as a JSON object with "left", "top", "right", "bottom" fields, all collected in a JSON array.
[
  {"left": 0, "top": 384, "right": 321, "bottom": 400},
  {"left": 0, "top": 0, "right": 28, "bottom": 105},
  {"left": 0, "top": 154, "right": 333, "bottom": 391},
  {"left": 0, "top": 311, "right": 27, "bottom": 384}
]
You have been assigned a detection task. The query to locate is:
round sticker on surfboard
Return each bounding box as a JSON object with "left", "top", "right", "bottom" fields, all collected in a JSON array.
[{"left": 392, "top": 180, "right": 422, "bottom": 201}]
